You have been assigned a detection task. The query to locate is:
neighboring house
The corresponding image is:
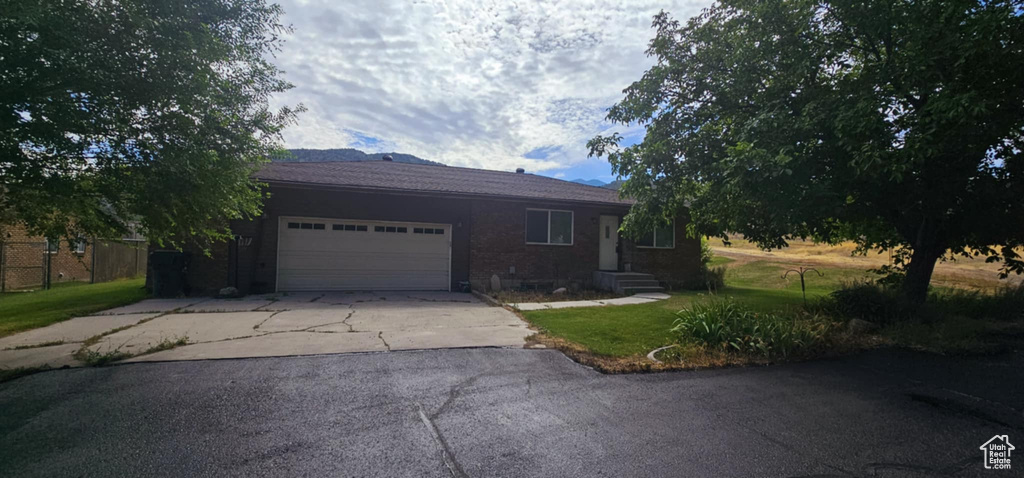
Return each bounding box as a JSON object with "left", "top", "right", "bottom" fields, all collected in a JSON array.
[
  {"left": 180, "top": 159, "right": 702, "bottom": 295},
  {"left": 0, "top": 224, "right": 91, "bottom": 290},
  {"left": 0, "top": 224, "right": 147, "bottom": 291}
]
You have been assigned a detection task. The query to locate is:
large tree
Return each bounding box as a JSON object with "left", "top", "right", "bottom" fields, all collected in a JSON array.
[
  {"left": 590, "top": 0, "right": 1024, "bottom": 303},
  {"left": 0, "top": 0, "right": 300, "bottom": 249}
]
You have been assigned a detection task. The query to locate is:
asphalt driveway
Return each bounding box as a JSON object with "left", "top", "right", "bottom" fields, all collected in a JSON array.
[
  {"left": 0, "top": 291, "right": 532, "bottom": 368},
  {"left": 1, "top": 347, "right": 1020, "bottom": 477}
]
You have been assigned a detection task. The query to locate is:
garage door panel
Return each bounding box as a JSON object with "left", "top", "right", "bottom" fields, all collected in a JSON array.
[
  {"left": 277, "top": 217, "right": 450, "bottom": 291},
  {"left": 280, "top": 250, "right": 448, "bottom": 265},
  {"left": 279, "top": 256, "right": 449, "bottom": 272}
]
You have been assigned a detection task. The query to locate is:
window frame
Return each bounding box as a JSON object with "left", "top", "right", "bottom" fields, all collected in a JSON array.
[
  {"left": 525, "top": 208, "right": 574, "bottom": 246},
  {"left": 74, "top": 237, "right": 87, "bottom": 254},
  {"left": 44, "top": 237, "right": 59, "bottom": 254},
  {"left": 636, "top": 221, "right": 676, "bottom": 249}
]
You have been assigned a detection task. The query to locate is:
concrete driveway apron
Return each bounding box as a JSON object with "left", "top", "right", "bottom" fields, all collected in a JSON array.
[{"left": 0, "top": 292, "right": 532, "bottom": 368}]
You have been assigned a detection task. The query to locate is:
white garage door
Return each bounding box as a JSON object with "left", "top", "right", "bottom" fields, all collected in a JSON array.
[{"left": 277, "top": 216, "right": 450, "bottom": 291}]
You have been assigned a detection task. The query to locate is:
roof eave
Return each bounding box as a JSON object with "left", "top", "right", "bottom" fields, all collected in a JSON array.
[{"left": 257, "top": 178, "right": 635, "bottom": 208}]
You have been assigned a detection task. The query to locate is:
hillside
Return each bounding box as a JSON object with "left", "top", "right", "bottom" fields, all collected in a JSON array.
[
  {"left": 570, "top": 178, "right": 623, "bottom": 190},
  {"left": 275, "top": 148, "right": 444, "bottom": 166},
  {"left": 710, "top": 235, "right": 1023, "bottom": 292},
  {"left": 570, "top": 178, "right": 606, "bottom": 187}
]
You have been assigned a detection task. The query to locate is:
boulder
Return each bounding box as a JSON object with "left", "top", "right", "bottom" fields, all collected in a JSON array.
[
  {"left": 218, "top": 286, "right": 240, "bottom": 298},
  {"left": 552, "top": 287, "right": 567, "bottom": 295},
  {"left": 846, "top": 318, "right": 879, "bottom": 335}
]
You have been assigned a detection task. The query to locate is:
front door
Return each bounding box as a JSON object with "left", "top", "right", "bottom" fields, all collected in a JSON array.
[{"left": 599, "top": 215, "right": 619, "bottom": 271}]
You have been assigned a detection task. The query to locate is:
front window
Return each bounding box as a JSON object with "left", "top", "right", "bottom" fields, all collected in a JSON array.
[
  {"left": 636, "top": 222, "right": 675, "bottom": 249},
  {"left": 526, "top": 209, "right": 573, "bottom": 245}
]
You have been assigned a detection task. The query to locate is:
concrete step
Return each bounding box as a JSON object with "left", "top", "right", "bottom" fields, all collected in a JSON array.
[
  {"left": 608, "top": 273, "right": 655, "bottom": 280},
  {"left": 620, "top": 286, "right": 666, "bottom": 295},
  {"left": 615, "top": 280, "right": 662, "bottom": 288}
]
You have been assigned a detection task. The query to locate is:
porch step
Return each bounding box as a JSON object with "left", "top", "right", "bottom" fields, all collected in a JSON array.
[
  {"left": 621, "top": 286, "right": 666, "bottom": 295},
  {"left": 616, "top": 279, "right": 661, "bottom": 289},
  {"left": 593, "top": 270, "right": 666, "bottom": 295},
  {"left": 606, "top": 273, "right": 655, "bottom": 280}
]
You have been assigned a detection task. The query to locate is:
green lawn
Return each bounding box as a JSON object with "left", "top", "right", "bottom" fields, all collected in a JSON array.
[
  {"left": 0, "top": 279, "right": 148, "bottom": 337},
  {"left": 522, "top": 259, "right": 872, "bottom": 358}
]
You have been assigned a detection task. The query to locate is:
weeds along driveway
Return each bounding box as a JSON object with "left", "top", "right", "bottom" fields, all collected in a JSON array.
[{"left": 0, "top": 292, "right": 533, "bottom": 369}]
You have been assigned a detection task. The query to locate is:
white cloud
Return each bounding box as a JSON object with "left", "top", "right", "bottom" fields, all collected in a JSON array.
[{"left": 269, "top": 0, "right": 709, "bottom": 172}]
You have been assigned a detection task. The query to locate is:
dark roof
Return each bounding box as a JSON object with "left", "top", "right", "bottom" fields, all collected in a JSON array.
[{"left": 256, "top": 160, "right": 631, "bottom": 206}]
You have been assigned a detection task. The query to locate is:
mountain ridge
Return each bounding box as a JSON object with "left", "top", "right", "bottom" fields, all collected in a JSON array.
[
  {"left": 276, "top": 148, "right": 444, "bottom": 166},
  {"left": 570, "top": 178, "right": 622, "bottom": 190}
]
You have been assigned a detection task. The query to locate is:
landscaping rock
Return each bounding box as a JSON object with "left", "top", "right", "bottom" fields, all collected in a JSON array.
[
  {"left": 490, "top": 274, "right": 501, "bottom": 292},
  {"left": 552, "top": 287, "right": 567, "bottom": 295},
  {"left": 847, "top": 318, "right": 879, "bottom": 335},
  {"left": 218, "top": 287, "right": 240, "bottom": 298}
]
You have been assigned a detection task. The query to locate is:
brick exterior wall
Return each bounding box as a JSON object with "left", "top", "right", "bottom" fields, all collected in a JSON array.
[
  {"left": 619, "top": 215, "right": 704, "bottom": 290},
  {"left": 1, "top": 225, "right": 92, "bottom": 290},
  {"left": 181, "top": 185, "right": 702, "bottom": 295},
  {"left": 468, "top": 199, "right": 618, "bottom": 290},
  {"left": 468, "top": 200, "right": 703, "bottom": 291}
]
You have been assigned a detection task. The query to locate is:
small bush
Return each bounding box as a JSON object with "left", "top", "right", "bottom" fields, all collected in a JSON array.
[
  {"left": 930, "top": 284, "right": 1024, "bottom": 322},
  {"left": 702, "top": 265, "right": 727, "bottom": 292},
  {"left": 819, "top": 282, "right": 1024, "bottom": 324},
  {"left": 700, "top": 236, "right": 715, "bottom": 265},
  {"left": 821, "top": 282, "right": 915, "bottom": 324},
  {"left": 685, "top": 237, "right": 726, "bottom": 292},
  {"left": 671, "top": 300, "right": 831, "bottom": 358}
]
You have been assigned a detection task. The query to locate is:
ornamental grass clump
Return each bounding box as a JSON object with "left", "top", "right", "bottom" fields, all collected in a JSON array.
[{"left": 671, "top": 300, "right": 830, "bottom": 359}]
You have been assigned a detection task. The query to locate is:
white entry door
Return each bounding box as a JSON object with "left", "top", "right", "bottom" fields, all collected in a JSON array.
[
  {"left": 599, "top": 215, "right": 619, "bottom": 271},
  {"left": 277, "top": 216, "right": 450, "bottom": 291}
]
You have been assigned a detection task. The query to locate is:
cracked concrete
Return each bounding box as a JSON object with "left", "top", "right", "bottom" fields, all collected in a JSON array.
[
  {"left": 0, "top": 313, "right": 158, "bottom": 350},
  {"left": 1, "top": 291, "right": 532, "bottom": 369},
  {"left": 255, "top": 306, "right": 354, "bottom": 332}
]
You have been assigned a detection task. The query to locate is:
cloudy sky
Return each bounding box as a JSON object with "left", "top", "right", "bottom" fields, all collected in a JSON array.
[{"left": 269, "top": 0, "right": 709, "bottom": 182}]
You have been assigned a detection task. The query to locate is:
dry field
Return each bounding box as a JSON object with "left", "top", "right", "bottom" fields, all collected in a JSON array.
[{"left": 710, "top": 236, "right": 1023, "bottom": 292}]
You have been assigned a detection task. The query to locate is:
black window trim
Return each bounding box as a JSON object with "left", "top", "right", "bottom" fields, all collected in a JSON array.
[
  {"left": 636, "top": 221, "right": 676, "bottom": 249},
  {"left": 525, "top": 208, "right": 574, "bottom": 246}
]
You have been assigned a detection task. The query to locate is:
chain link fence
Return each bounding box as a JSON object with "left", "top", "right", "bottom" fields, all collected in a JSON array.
[{"left": 0, "top": 238, "right": 147, "bottom": 292}]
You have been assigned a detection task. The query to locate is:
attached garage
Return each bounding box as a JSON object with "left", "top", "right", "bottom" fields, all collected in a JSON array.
[{"left": 276, "top": 216, "right": 451, "bottom": 291}]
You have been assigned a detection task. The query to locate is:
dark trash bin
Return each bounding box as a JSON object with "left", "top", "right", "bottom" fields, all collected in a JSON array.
[{"left": 150, "top": 251, "right": 191, "bottom": 298}]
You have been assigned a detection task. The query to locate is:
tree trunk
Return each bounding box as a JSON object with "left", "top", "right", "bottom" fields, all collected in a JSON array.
[{"left": 900, "top": 244, "right": 943, "bottom": 305}]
